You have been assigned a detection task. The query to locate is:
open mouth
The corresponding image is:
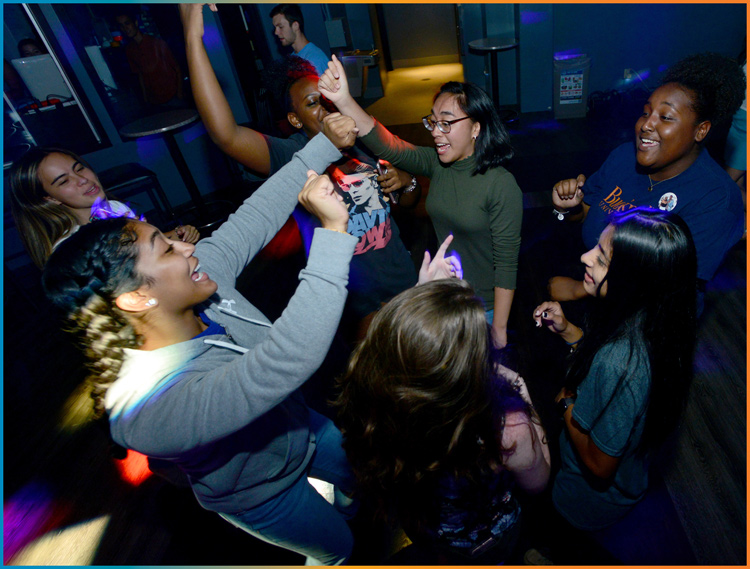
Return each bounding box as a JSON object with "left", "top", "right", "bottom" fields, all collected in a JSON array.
[
  {"left": 84, "top": 185, "right": 100, "bottom": 196},
  {"left": 435, "top": 143, "right": 450, "bottom": 155},
  {"left": 191, "top": 263, "right": 208, "bottom": 283},
  {"left": 639, "top": 137, "right": 658, "bottom": 148}
]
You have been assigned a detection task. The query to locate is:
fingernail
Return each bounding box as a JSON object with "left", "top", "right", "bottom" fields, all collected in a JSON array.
[
  {"left": 536, "top": 321, "right": 541, "bottom": 327},
  {"left": 534, "top": 311, "right": 540, "bottom": 316},
  {"left": 542, "top": 312, "right": 548, "bottom": 319}
]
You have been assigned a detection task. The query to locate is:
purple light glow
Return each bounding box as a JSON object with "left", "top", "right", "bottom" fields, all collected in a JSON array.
[
  {"left": 3, "top": 481, "right": 60, "bottom": 563},
  {"left": 554, "top": 51, "right": 585, "bottom": 61},
  {"left": 89, "top": 198, "right": 144, "bottom": 222},
  {"left": 520, "top": 11, "right": 550, "bottom": 25}
]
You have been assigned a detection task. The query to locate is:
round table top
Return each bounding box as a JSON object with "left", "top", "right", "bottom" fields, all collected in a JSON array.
[
  {"left": 120, "top": 108, "right": 200, "bottom": 138},
  {"left": 468, "top": 36, "right": 519, "bottom": 52}
]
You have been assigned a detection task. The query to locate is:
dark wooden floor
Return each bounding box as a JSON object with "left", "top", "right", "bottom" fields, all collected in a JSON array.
[{"left": 4, "top": 110, "right": 745, "bottom": 565}]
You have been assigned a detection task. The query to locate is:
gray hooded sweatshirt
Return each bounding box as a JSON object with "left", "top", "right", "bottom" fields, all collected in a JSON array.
[{"left": 104, "top": 134, "right": 357, "bottom": 514}]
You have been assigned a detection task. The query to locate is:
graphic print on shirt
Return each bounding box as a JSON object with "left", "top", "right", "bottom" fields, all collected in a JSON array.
[
  {"left": 596, "top": 185, "right": 638, "bottom": 216},
  {"left": 658, "top": 192, "right": 678, "bottom": 211},
  {"left": 328, "top": 159, "right": 392, "bottom": 255}
]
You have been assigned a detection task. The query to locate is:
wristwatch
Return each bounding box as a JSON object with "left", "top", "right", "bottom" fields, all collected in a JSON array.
[{"left": 557, "top": 396, "right": 576, "bottom": 416}]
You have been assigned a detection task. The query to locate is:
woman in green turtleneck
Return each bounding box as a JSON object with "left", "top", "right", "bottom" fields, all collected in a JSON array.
[{"left": 319, "top": 55, "right": 522, "bottom": 347}]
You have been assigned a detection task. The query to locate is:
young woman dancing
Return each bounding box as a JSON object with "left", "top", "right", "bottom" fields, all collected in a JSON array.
[
  {"left": 549, "top": 52, "right": 745, "bottom": 303},
  {"left": 181, "top": 4, "right": 419, "bottom": 340},
  {"left": 533, "top": 207, "right": 697, "bottom": 531},
  {"left": 42, "top": 134, "right": 359, "bottom": 565},
  {"left": 9, "top": 146, "right": 199, "bottom": 269},
  {"left": 319, "top": 55, "right": 522, "bottom": 348},
  {"left": 335, "top": 279, "right": 550, "bottom": 563}
]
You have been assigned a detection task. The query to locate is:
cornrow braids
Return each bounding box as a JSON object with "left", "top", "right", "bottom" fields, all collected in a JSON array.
[
  {"left": 43, "top": 218, "right": 151, "bottom": 419},
  {"left": 68, "top": 294, "right": 140, "bottom": 418}
]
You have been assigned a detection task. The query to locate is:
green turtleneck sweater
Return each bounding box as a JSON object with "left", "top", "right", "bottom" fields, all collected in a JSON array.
[{"left": 361, "top": 121, "right": 522, "bottom": 309}]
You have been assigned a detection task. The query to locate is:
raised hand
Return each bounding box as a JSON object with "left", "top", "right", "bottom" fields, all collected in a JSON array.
[
  {"left": 174, "top": 224, "right": 200, "bottom": 244},
  {"left": 418, "top": 234, "right": 463, "bottom": 284},
  {"left": 318, "top": 54, "right": 352, "bottom": 106},
  {"left": 552, "top": 174, "right": 586, "bottom": 209},
  {"left": 532, "top": 301, "right": 569, "bottom": 334},
  {"left": 322, "top": 112, "right": 358, "bottom": 149},
  {"left": 298, "top": 170, "right": 349, "bottom": 233},
  {"left": 179, "top": 3, "right": 217, "bottom": 38}
]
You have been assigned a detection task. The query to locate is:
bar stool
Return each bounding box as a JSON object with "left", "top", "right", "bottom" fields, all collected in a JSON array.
[
  {"left": 98, "top": 163, "right": 176, "bottom": 227},
  {"left": 468, "top": 36, "right": 520, "bottom": 122}
]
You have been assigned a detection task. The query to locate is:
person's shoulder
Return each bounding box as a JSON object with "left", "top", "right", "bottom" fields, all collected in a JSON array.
[
  {"left": 306, "top": 42, "right": 327, "bottom": 56},
  {"left": 594, "top": 336, "right": 649, "bottom": 375},
  {"left": 265, "top": 131, "right": 308, "bottom": 171},
  {"left": 485, "top": 166, "right": 522, "bottom": 197},
  {"left": 692, "top": 147, "right": 737, "bottom": 186}
]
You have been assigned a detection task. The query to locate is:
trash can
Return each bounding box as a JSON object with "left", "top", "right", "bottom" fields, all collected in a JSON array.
[{"left": 553, "top": 54, "right": 591, "bottom": 119}]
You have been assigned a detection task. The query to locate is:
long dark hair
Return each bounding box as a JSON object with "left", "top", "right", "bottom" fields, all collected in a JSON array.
[
  {"left": 334, "top": 280, "right": 532, "bottom": 530},
  {"left": 436, "top": 82, "right": 514, "bottom": 175},
  {"left": 42, "top": 217, "right": 152, "bottom": 419},
  {"left": 566, "top": 208, "right": 697, "bottom": 454}
]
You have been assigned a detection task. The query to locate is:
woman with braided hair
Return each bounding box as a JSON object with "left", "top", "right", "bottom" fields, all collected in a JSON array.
[
  {"left": 43, "top": 132, "right": 461, "bottom": 564},
  {"left": 42, "top": 134, "right": 360, "bottom": 565}
]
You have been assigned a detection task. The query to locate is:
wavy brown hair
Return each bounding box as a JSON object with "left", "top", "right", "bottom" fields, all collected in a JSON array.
[{"left": 334, "top": 280, "right": 531, "bottom": 531}]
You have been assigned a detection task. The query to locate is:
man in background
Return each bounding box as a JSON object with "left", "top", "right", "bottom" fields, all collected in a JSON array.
[
  {"left": 270, "top": 4, "right": 329, "bottom": 75},
  {"left": 116, "top": 12, "right": 184, "bottom": 107}
]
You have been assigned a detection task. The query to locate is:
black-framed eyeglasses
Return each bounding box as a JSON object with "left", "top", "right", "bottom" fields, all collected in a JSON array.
[{"left": 422, "top": 115, "right": 471, "bottom": 134}]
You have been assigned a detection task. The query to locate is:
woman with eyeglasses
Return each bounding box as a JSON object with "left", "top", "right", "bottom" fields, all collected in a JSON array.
[{"left": 320, "top": 55, "right": 521, "bottom": 348}]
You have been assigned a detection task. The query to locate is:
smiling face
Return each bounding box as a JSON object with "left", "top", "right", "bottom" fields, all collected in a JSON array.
[
  {"left": 272, "top": 14, "right": 298, "bottom": 47},
  {"left": 287, "top": 76, "right": 330, "bottom": 135},
  {"left": 634, "top": 83, "right": 710, "bottom": 181},
  {"left": 581, "top": 225, "right": 613, "bottom": 297},
  {"left": 428, "top": 93, "right": 480, "bottom": 164},
  {"left": 131, "top": 222, "right": 217, "bottom": 315},
  {"left": 38, "top": 152, "right": 105, "bottom": 223}
]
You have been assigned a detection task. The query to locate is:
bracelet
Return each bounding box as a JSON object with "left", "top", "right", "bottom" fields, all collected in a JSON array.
[
  {"left": 553, "top": 207, "right": 570, "bottom": 221},
  {"left": 323, "top": 227, "right": 349, "bottom": 235},
  {"left": 402, "top": 176, "right": 418, "bottom": 194},
  {"left": 564, "top": 327, "right": 583, "bottom": 345}
]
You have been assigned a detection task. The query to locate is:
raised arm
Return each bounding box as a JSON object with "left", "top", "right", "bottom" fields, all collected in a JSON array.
[
  {"left": 318, "top": 54, "right": 376, "bottom": 137},
  {"left": 180, "top": 3, "right": 272, "bottom": 175}
]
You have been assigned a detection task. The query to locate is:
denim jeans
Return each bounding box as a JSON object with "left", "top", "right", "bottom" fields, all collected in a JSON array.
[{"left": 220, "top": 409, "right": 355, "bottom": 565}]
